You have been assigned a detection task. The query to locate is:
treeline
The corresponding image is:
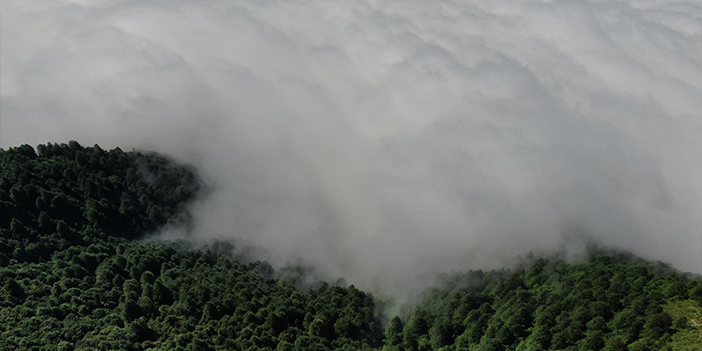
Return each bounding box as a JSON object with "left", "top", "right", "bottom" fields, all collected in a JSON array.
[
  {"left": 0, "top": 239, "right": 382, "bottom": 350},
  {"left": 0, "top": 141, "right": 198, "bottom": 265},
  {"left": 386, "top": 251, "right": 702, "bottom": 351},
  {"left": 0, "top": 142, "right": 382, "bottom": 350},
  {"left": 1, "top": 142, "right": 701, "bottom": 350}
]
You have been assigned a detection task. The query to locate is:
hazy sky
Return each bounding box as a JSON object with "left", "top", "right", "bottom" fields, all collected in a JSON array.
[{"left": 2, "top": 0, "right": 702, "bottom": 298}]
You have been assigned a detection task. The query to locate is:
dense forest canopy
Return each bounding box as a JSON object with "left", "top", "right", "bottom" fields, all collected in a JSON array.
[{"left": 1, "top": 142, "right": 701, "bottom": 350}]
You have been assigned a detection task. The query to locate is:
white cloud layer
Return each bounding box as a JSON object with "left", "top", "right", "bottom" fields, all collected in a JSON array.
[{"left": 2, "top": 0, "right": 702, "bottom": 297}]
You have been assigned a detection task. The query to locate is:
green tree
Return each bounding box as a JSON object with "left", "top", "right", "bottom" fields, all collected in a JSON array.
[{"left": 385, "top": 316, "right": 404, "bottom": 348}]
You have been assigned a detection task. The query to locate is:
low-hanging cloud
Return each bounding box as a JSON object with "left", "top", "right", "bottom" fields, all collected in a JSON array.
[{"left": 2, "top": 0, "right": 702, "bottom": 298}]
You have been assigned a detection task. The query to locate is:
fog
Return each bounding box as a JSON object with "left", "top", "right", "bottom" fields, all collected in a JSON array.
[{"left": 2, "top": 0, "right": 702, "bottom": 298}]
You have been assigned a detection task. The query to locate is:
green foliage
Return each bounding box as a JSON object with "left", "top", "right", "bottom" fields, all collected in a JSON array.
[
  {"left": 2, "top": 141, "right": 700, "bottom": 350},
  {"left": 663, "top": 300, "right": 702, "bottom": 350},
  {"left": 0, "top": 141, "right": 381, "bottom": 351},
  {"left": 385, "top": 316, "right": 404, "bottom": 348},
  {"left": 0, "top": 142, "right": 200, "bottom": 256},
  {"left": 391, "top": 250, "right": 701, "bottom": 351}
]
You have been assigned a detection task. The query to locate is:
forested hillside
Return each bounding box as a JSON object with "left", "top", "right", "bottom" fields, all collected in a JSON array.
[
  {"left": 388, "top": 251, "right": 702, "bottom": 351},
  {"left": 0, "top": 142, "right": 382, "bottom": 350},
  {"left": 1, "top": 142, "right": 701, "bottom": 351}
]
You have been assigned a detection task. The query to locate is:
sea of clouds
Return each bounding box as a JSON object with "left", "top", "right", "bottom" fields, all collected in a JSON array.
[{"left": 2, "top": 0, "right": 702, "bottom": 298}]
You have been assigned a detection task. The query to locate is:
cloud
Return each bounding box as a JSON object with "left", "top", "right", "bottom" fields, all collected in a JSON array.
[{"left": 2, "top": 0, "right": 702, "bottom": 298}]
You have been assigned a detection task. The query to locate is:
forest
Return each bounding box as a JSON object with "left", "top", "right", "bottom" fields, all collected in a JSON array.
[{"left": 1, "top": 142, "right": 701, "bottom": 350}]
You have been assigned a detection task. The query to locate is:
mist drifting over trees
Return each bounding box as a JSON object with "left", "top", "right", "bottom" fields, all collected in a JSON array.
[{"left": 2, "top": 0, "right": 702, "bottom": 300}]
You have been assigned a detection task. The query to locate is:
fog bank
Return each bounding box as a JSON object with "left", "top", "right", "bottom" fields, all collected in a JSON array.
[{"left": 2, "top": 0, "right": 702, "bottom": 298}]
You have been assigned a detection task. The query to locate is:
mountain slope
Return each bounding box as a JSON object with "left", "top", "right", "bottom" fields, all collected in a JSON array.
[
  {"left": 1, "top": 142, "right": 701, "bottom": 351},
  {"left": 388, "top": 251, "right": 702, "bottom": 351},
  {"left": 0, "top": 142, "right": 382, "bottom": 350}
]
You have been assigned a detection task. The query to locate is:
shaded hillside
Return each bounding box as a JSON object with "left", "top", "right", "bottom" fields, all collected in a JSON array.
[
  {"left": 0, "top": 142, "right": 383, "bottom": 350},
  {"left": 0, "top": 141, "right": 199, "bottom": 258}
]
